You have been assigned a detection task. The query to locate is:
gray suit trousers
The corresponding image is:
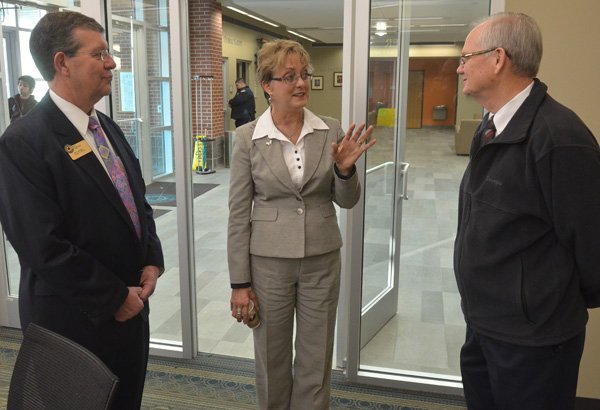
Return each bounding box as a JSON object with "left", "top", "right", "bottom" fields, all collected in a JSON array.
[{"left": 251, "top": 250, "right": 340, "bottom": 410}]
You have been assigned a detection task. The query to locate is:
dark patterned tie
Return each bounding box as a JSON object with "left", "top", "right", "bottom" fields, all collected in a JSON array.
[
  {"left": 482, "top": 116, "right": 496, "bottom": 144},
  {"left": 88, "top": 117, "right": 141, "bottom": 239}
]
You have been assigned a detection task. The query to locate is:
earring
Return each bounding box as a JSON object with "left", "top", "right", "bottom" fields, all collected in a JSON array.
[{"left": 268, "top": 95, "right": 272, "bottom": 104}]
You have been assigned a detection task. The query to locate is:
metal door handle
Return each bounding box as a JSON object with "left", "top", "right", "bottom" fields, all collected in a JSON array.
[{"left": 399, "top": 162, "right": 410, "bottom": 200}]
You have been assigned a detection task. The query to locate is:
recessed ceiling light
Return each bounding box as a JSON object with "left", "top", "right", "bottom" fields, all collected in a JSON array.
[
  {"left": 286, "top": 29, "right": 316, "bottom": 42},
  {"left": 226, "top": 6, "right": 279, "bottom": 27}
]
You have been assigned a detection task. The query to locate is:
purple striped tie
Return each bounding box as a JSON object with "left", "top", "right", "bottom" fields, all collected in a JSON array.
[{"left": 88, "top": 117, "right": 141, "bottom": 239}]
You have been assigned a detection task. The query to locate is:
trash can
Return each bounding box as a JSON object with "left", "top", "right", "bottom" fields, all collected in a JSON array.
[{"left": 432, "top": 105, "right": 447, "bottom": 121}]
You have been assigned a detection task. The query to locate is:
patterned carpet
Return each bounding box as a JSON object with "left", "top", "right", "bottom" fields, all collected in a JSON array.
[{"left": 0, "top": 326, "right": 466, "bottom": 409}]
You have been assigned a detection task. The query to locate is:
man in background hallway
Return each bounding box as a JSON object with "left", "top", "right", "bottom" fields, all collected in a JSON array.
[
  {"left": 453, "top": 12, "right": 600, "bottom": 410},
  {"left": 8, "top": 75, "right": 37, "bottom": 122},
  {"left": 228, "top": 77, "right": 255, "bottom": 127},
  {"left": 0, "top": 11, "right": 164, "bottom": 409}
]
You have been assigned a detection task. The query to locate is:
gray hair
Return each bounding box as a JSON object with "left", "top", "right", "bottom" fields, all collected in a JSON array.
[
  {"left": 477, "top": 12, "right": 542, "bottom": 77},
  {"left": 30, "top": 11, "right": 104, "bottom": 81}
]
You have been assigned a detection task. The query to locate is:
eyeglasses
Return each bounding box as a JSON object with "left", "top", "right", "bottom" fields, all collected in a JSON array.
[
  {"left": 271, "top": 71, "right": 313, "bottom": 85},
  {"left": 459, "top": 47, "right": 497, "bottom": 65},
  {"left": 75, "top": 49, "right": 113, "bottom": 61}
]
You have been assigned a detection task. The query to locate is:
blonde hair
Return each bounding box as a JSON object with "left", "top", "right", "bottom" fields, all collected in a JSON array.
[{"left": 257, "top": 39, "right": 312, "bottom": 84}]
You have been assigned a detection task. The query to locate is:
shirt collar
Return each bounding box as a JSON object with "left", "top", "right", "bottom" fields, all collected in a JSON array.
[
  {"left": 252, "top": 107, "right": 329, "bottom": 141},
  {"left": 49, "top": 89, "right": 100, "bottom": 137},
  {"left": 491, "top": 81, "right": 534, "bottom": 135}
]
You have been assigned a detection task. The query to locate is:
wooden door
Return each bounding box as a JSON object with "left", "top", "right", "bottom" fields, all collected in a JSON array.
[{"left": 407, "top": 70, "right": 423, "bottom": 129}]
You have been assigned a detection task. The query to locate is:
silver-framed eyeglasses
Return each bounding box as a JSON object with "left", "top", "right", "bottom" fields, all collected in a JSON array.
[
  {"left": 459, "top": 47, "right": 497, "bottom": 65},
  {"left": 76, "top": 49, "right": 113, "bottom": 61},
  {"left": 271, "top": 71, "right": 313, "bottom": 85}
]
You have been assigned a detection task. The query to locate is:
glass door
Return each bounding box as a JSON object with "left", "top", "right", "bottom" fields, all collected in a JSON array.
[{"left": 344, "top": 0, "right": 491, "bottom": 393}]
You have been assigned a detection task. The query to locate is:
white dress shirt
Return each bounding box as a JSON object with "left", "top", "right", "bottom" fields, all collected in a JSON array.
[{"left": 252, "top": 107, "right": 329, "bottom": 189}]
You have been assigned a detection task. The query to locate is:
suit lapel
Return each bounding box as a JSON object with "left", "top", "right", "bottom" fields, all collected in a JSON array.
[
  {"left": 301, "top": 130, "right": 327, "bottom": 189},
  {"left": 43, "top": 97, "right": 139, "bottom": 236},
  {"left": 254, "top": 137, "right": 298, "bottom": 193}
]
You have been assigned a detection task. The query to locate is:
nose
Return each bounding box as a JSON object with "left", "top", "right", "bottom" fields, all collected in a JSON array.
[
  {"left": 456, "top": 64, "right": 464, "bottom": 75},
  {"left": 104, "top": 55, "right": 117, "bottom": 69}
]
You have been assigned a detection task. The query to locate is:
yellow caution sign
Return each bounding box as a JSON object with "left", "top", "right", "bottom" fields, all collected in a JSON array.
[{"left": 192, "top": 136, "right": 205, "bottom": 171}]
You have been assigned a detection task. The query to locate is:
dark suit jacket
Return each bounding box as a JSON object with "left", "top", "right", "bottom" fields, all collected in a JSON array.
[{"left": 0, "top": 93, "right": 163, "bottom": 346}]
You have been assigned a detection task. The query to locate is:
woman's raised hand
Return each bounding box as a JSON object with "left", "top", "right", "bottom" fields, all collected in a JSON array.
[{"left": 331, "top": 122, "right": 377, "bottom": 176}]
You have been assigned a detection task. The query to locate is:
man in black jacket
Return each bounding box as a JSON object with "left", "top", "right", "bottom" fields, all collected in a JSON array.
[
  {"left": 454, "top": 12, "right": 600, "bottom": 410},
  {"left": 228, "top": 78, "right": 255, "bottom": 127},
  {"left": 8, "top": 75, "right": 37, "bottom": 122}
]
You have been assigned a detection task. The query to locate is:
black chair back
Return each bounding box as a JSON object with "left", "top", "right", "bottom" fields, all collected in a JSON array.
[{"left": 7, "top": 323, "right": 119, "bottom": 410}]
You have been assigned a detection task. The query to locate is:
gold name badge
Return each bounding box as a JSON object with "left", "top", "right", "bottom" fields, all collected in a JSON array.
[{"left": 64, "top": 140, "right": 93, "bottom": 160}]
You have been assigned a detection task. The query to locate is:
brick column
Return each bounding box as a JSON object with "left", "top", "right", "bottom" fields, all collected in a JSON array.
[{"left": 189, "top": 0, "right": 224, "bottom": 166}]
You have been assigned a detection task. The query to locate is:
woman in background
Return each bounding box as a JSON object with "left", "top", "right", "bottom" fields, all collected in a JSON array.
[{"left": 228, "top": 39, "right": 375, "bottom": 409}]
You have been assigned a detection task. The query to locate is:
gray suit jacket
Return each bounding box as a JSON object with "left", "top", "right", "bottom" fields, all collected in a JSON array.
[{"left": 228, "top": 114, "right": 360, "bottom": 284}]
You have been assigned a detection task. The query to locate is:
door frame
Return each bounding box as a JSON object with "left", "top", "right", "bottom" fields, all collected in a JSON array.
[{"left": 339, "top": 0, "right": 463, "bottom": 394}]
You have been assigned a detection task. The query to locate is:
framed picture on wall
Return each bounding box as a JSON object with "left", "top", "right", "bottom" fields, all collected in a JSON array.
[
  {"left": 333, "top": 72, "right": 342, "bottom": 87},
  {"left": 311, "top": 76, "right": 324, "bottom": 90}
]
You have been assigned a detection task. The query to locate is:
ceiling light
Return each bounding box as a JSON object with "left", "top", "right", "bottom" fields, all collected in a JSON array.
[
  {"left": 416, "top": 23, "right": 467, "bottom": 28},
  {"left": 375, "top": 21, "right": 387, "bottom": 37},
  {"left": 226, "top": 6, "right": 279, "bottom": 27},
  {"left": 286, "top": 30, "right": 316, "bottom": 42}
]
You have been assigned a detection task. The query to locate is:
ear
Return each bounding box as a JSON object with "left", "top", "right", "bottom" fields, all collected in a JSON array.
[
  {"left": 261, "top": 80, "right": 272, "bottom": 97},
  {"left": 53, "top": 52, "right": 71, "bottom": 78},
  {"left": 493, "top": 48, "right": 509, "bottom": 74}
]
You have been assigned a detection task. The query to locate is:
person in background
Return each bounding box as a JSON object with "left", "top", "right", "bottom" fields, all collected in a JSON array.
[
  {"left": 453, "top": 12, "right": 600, "bottom": 410},
  {"left": 228, "top": 77, "right": 255, "bottom": 127},
  {"left": 8, "top": 75, "right": 37, "bottom": 122},
  {"left": 228, "top": 39, "right": 376, "bottom": 409},
  {"left": 0, "top": 11, "right": 164, "bottom": 409}
]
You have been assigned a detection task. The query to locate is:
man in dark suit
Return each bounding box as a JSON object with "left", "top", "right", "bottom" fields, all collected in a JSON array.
[
  {"left": 228, "top": 78, "right": 255, "bottom": 127},
  {"left": 0, "top": 11, "right": 164, "bottom": 409},
  {"left": 454, "top": 12, "right": 600, "bottom": 410}
]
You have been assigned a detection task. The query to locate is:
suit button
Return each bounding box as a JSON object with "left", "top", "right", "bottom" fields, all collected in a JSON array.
[{"left": 296, "top": 208, "right": 304, "bottom": 215}]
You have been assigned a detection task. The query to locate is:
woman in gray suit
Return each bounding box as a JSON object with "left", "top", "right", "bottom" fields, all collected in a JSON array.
[{"left": 228, "top": 39, "right": 376, "bottom": 409}]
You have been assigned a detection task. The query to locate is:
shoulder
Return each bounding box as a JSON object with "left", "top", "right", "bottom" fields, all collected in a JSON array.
[
  {"left": 235, "top": 120, "right": 258, "bottom": 139},
  {"left": 529, "top": 95, "right": 598, "bottom": 154},
  {"left": 317, "top": 115, "right": 341, "bottom": 129},
  {"left": 307, "top": 112, "right": 342, "bottom": 135}
]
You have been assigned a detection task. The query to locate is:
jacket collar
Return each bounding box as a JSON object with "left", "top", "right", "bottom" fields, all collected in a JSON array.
[{"left": 495, "top": 78, "right": 548, "bottom": 144}]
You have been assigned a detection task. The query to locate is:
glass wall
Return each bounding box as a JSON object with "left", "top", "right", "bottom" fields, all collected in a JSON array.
[
  {"left": 109, "top": 0, "right": 183, "bottom": 348},
  {"left": 0, "top": 4, "right": 52, "bottom": 307}
]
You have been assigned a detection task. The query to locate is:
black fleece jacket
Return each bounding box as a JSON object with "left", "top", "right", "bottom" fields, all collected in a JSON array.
[{"left": 454, "top": 79, "right": 600, "bottom": 346}]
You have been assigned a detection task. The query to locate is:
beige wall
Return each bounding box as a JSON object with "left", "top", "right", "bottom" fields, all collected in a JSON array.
[
  {"left": 505, "top": 0, "right": 600, "bottom": 399},
  {"left": 222, "top": 21, "right": 268, "bottom": 129},
  {"left": 305, "top": 46, "right": 344, "bottom": 120}
]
